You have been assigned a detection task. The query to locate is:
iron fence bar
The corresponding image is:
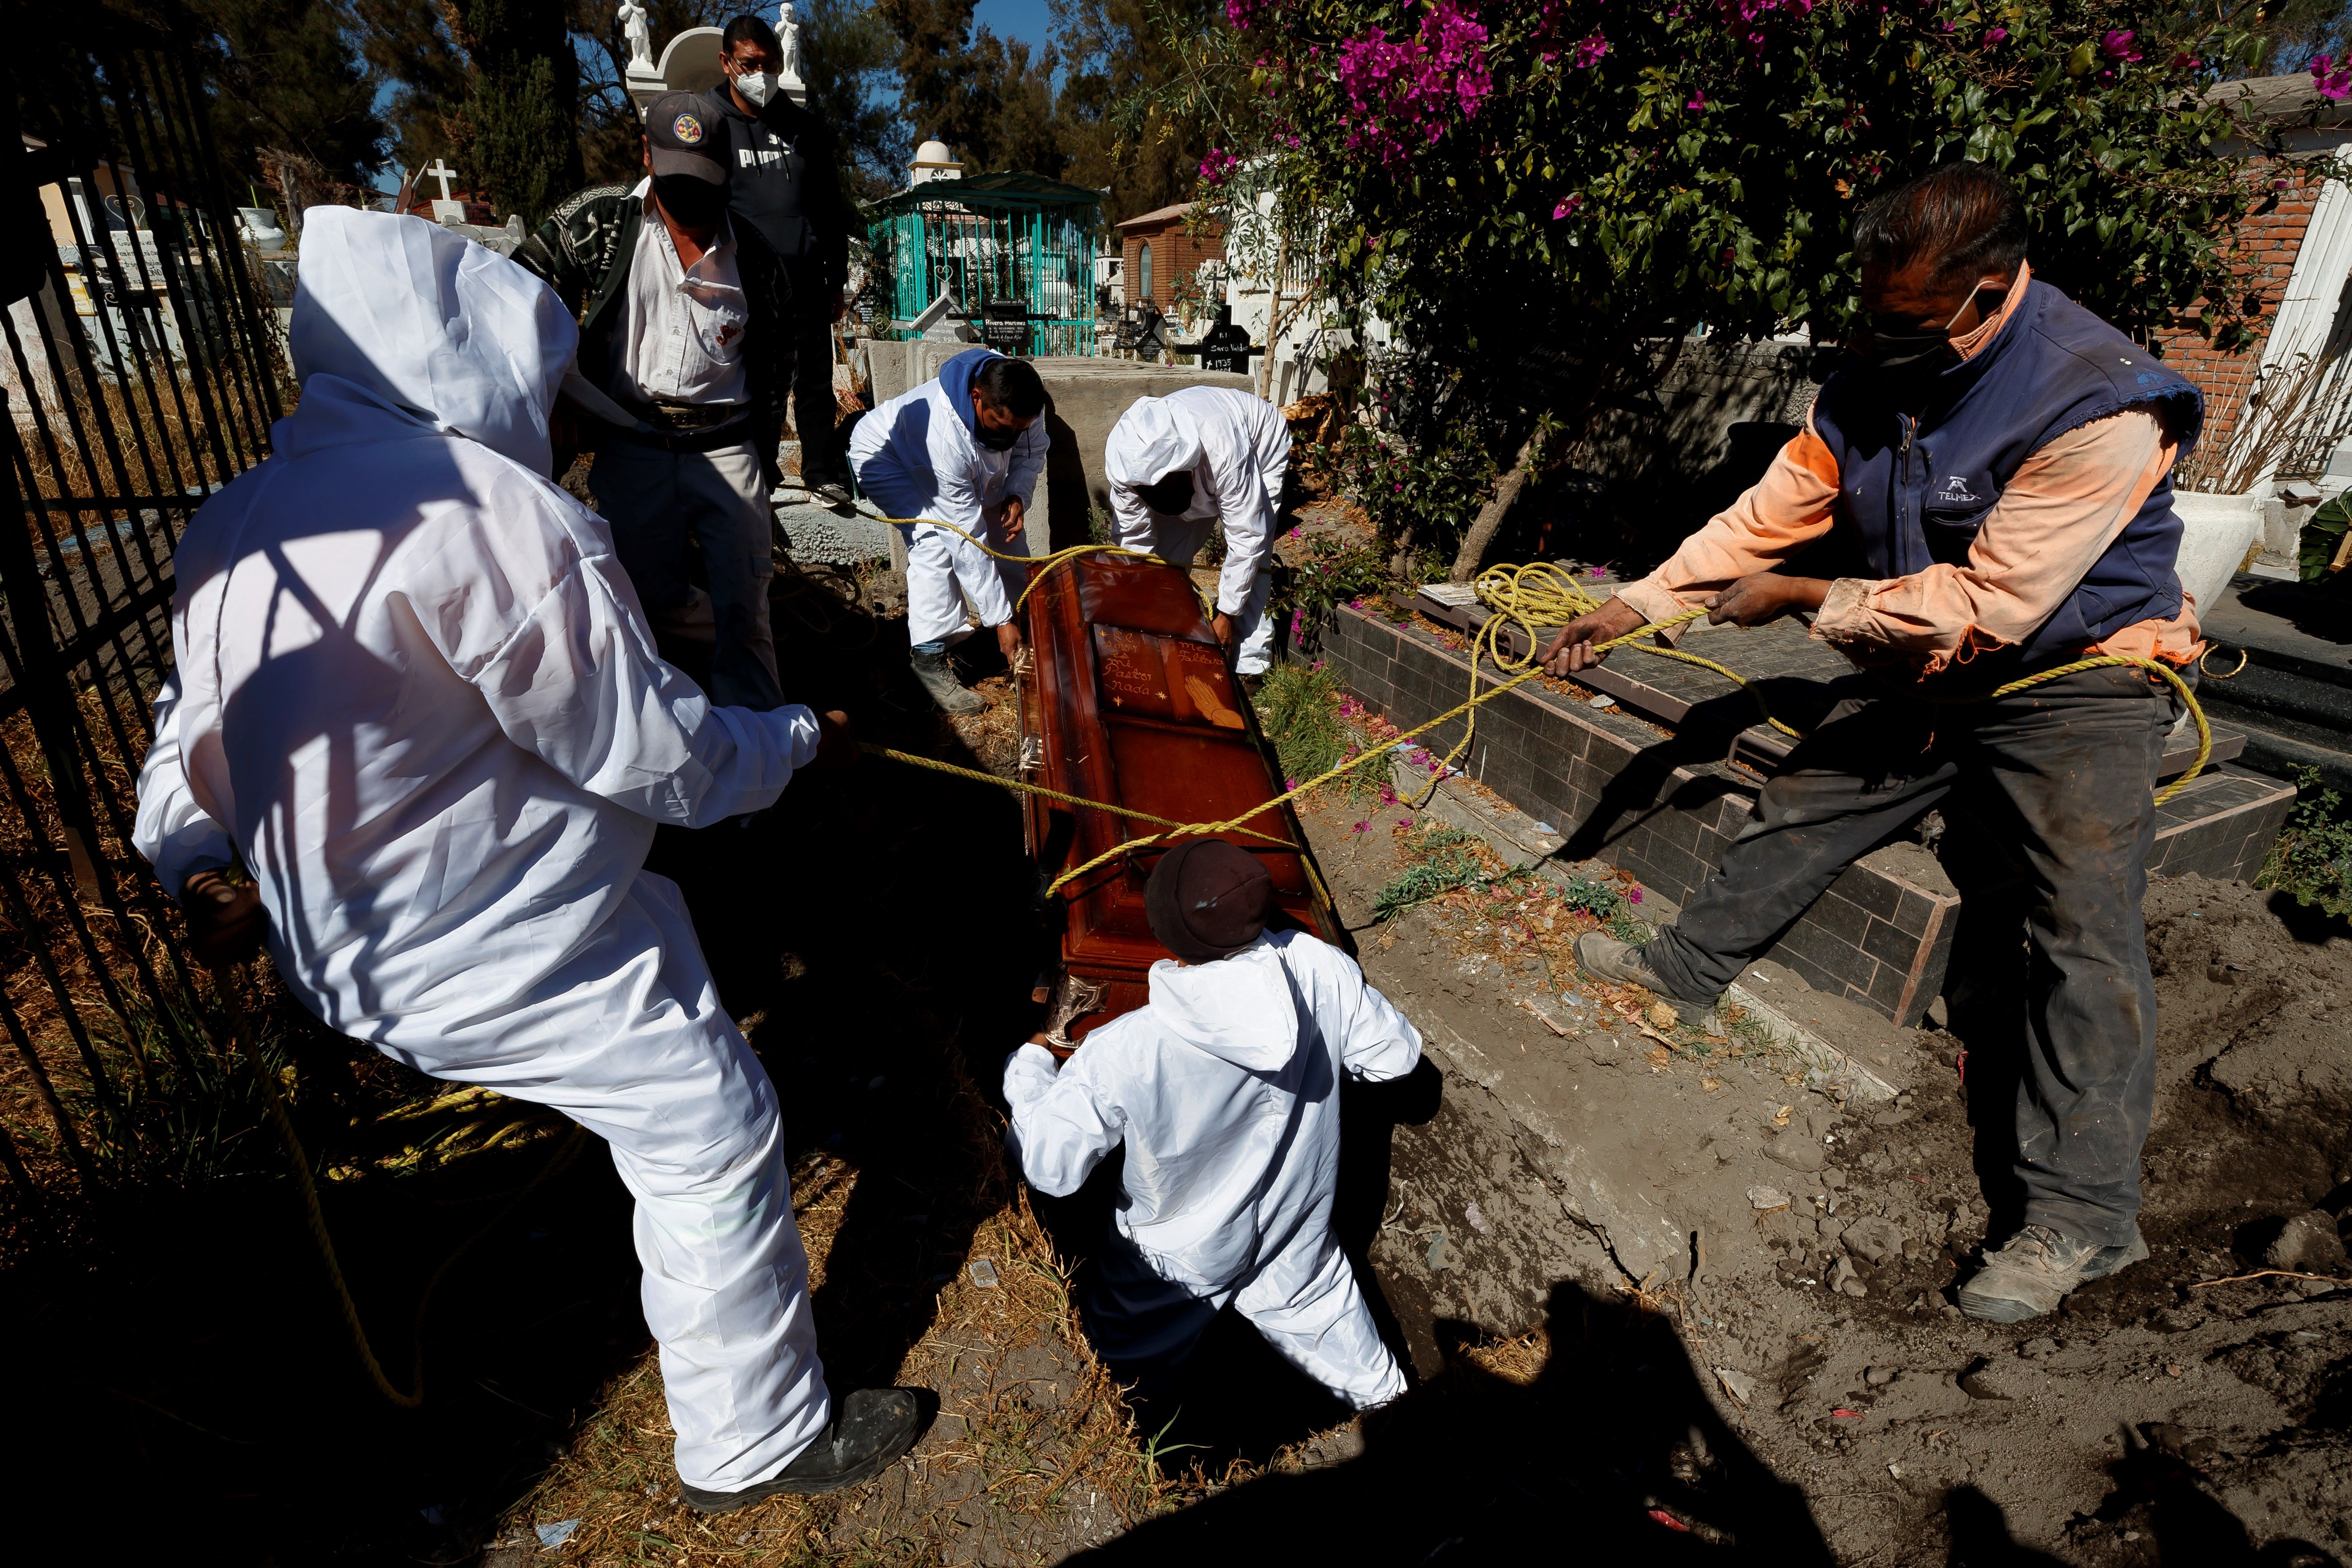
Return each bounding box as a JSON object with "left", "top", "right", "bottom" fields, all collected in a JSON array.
[
  {"left": 0, "top": 401, "right": 181, "bottom": 1092},
  {"left": 75, "top": 58, "right": 192, "bottom": 598},
  {"left": 0, "top": 979, "right": 95, "bottom": 1188},
  {"left": 157, "top": 28, "right": 282, "bottom": 441},
  {"left": 22, "top": 495, "right": 213, "bottom": 511},
  {"left": 132, "top": 46, "right": 268, "bottom": 482},
  {"left": 55, "top": 95, "right": 179, "bottom": 611},
  {"left": 12, "top": 271, "right": 149, "bottom": 658}
]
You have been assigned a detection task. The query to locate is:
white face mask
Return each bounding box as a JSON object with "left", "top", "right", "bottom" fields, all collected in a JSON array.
[{"left": 734, "top": 69, "right": 775, "bottom": 107}]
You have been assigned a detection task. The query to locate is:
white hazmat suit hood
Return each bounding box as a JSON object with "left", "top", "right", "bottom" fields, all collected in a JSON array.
[
  {"left": 1141, "top": 940, "right": 1300, "bottom": 1073},
  {"left": 290, "top": 207, "right": 573, "bottom": 476},
  {"left": 1103, "top": 395, "right": 1204, "bottom": 488},
  {"left": 135, "top": 206, "right": 835, "bottom": 1495}
]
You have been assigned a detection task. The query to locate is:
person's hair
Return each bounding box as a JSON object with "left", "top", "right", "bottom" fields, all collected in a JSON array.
[
  {"left": 1852, "top": 162, "right": 2029, "bottom": 285},
  {"left": 722, "top": 15, "right": 782, "bottom": 58},
  {"left": 1138, "top": 474, "right": 1194, "bottom": 514},
  {"left": 974, "top": 356, "right": 1047, "bottom": 418}
]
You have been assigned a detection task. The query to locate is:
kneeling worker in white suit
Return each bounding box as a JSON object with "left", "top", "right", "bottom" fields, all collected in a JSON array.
[
  {"left": 133, "top": 209, "right": 918, "bottom": 1511},
  {"left": 1105, "top": 386, "right": 1290, "bottom": 681},
  {"left": 846, "top": 348, "right": 1047, "bottom": 715},
  {"left": 1002, "top": 840, "right": 1420, "bottom": 1409}
]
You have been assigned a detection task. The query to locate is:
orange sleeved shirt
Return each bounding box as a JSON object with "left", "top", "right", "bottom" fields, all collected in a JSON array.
[{"left": 1616, "top": 268, "right": 2202, "bottom": 679}]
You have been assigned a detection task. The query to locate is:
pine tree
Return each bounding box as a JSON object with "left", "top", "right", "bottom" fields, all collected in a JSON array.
[{"left": 453, "top": 0, "right": 583, "bottom": 226}]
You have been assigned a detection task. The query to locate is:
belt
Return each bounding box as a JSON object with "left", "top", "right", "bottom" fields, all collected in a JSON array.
[{"left": 606, "top": 409, "right": 754, "bottom": 454}]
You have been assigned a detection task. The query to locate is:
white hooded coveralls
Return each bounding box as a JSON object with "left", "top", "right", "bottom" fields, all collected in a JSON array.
[
  {"left": 845, "top": 350, "right": 1047, "bottom": 648},
  {"left": 1105, "top": 386, "right": 1290, "bottom": 675},
  {"left": 132, "top": 209, "right": 832, "bottom": 1494},
  {"left": 1002, "top": 930, "right": 1419, "bottom": 1408}
]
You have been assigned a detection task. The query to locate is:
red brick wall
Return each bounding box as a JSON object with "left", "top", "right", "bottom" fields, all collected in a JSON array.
[
  {"left": 2150, "top": 159, "right": 2328, "bottom": 458},
  {"left": 1121, "top": 217, "right": 1228, "bottom": 309}
]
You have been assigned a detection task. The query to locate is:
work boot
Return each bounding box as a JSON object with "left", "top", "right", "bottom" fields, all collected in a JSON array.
[
  {"left": 1573, "top": 931, "right": 1720, "bottom": 1025},
  {"left": 810, "top": 479, "right": 854, "bottom": 509},
  {"left": 910, "top": 648, "right": 985, "bottom": 715},
  {"left": 681, "top": 1389, "right": 926, "bottom": 1512},
  {"left": 1956, "top": 1223, "right": 2149, "bottom": 1323}
]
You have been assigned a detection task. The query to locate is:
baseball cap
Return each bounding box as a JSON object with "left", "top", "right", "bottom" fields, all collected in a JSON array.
[{"left": 645, "top": 93, "right": 726, "bottom": 183}]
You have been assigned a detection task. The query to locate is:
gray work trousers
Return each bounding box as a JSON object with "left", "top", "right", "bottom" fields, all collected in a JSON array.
[
  {"left": 592, "top": 433, "right": 783, "bottom": 712},
  {"left": 1639, "top": 665, "right": 2180, "bottom": 1247}
]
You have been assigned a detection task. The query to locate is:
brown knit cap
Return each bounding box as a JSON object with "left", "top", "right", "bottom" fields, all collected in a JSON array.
[{"left": 1144, "top": 839, "right": 1273, "bottom": 964}]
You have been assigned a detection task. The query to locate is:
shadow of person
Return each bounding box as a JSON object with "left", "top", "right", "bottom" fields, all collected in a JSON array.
[
  {"left": 2080, "top": 1427, "right": 2348, "bottom": 1568},
  {"left": 1067, "top": 1277, "right": 1831, "bottom": 1564},
  {"left": 1943, "top": 1485, "right": 2072, "bottom": 1566}
]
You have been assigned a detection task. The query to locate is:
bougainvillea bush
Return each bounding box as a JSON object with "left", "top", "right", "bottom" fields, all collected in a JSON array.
[{"left": 1165, "top": 0, "right": 2275, "bottom": 566}]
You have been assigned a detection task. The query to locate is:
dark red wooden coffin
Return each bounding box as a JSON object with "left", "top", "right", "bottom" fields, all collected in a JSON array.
[{"left": 1016, "top": 552, "right": 1347, "bottom": 1053}]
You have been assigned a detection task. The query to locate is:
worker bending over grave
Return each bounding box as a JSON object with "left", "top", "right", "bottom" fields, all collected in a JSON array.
[
  {"left": 1105, "top": 385, "right": 1290, "bottom": 685},
  {"left": 134, "top": 210, "right": 918, "bottom": 1510},
  {"left": 846, "top": 348, "right": 1046, "bottom": 714},
  {"left": 1003, "top": 840, "right": 1421, "bottom": 1409},
  {"left": 1540, "top": 162, "right": 2202, "bottom": 1325}
]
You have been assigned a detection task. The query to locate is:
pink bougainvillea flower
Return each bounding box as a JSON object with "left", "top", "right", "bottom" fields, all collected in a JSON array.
[
  {"left": 1352, "top": 819, "right": 1371, "bottom": 834},
  {"left": 1588, "top": 566, "right": 1605, "bottom": 578},
  {"left": 1333, "top": 1, "right": 1494, "bottom": 169},
  {"left": 1552, "top": 192, "right": 1584, "bottom": 219},
  {"left": 2316, "top": 55, "right": 2352, "bottom": 100},
  {"left": 1199, "top": 147, "right": 1241, "bottom": 185},
  {"left": 2101, "top": 29, "right": 2140, "bottom": 62},
  {"left": 1225, "top": 0, "right": 1272, "bottom": 28},
  {"left": 1983, "top": 25, "right": 2006, "bottom": 44},
  {"left": 1397, "top": 817, "right": 1414, "bottom": 827},
  {"left": 1629, "top": 887, "right": 1644, "bottom": 903},
  {"left": 1571, "top": 32, "right": 1608, "bottom": 67},
  {"left": 1685, "top": 87, "right": 1708, "bottom": 109}
]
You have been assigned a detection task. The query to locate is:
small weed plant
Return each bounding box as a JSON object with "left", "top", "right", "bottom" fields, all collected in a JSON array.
[
  {"left": 1375, "top": 823, "right": 1531, "bottom": 921},
  {"left": 1256, "top": 660, "right": 1394, "bottom": 810},
  {"left": 2257, "top": 766, "right": 2352, "bottom": 916}
]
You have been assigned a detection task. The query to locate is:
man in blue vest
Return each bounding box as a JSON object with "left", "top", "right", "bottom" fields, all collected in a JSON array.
[{"left": 1540, "top": 163, "right": 2203, "bottom": 1323}]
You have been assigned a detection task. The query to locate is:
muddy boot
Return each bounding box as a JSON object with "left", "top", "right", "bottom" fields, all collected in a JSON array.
[
  {"left": 1573, "top": 931, "right": 1720, "bottom": 1025},
  {"left": 1956, "top": 1223, "right": 2148, "bottom": 1323},
  {"left": 681, "top": 1388, "right": 926, "bottom": 1511},
  {"left": 911, "top": 648, "right": 985, "bottom": 715}
]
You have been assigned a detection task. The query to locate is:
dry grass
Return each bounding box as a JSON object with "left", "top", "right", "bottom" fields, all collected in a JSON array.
[{"left": 486, "top": 1107, "right": 1222, "bottom": 1565}]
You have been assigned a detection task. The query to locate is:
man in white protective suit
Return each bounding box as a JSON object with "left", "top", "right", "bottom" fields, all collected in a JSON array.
[
  {"left": 845, "top": 348, "right": 1047, "bottom": 714},
  {"left": 1104, "top": 386, "right": 1290, "bottom": 684},
  {"left": 1002, "top": 840, "right": 1421, "bottom": 1411},
  {"left": 131, "top": 208, "right": 920, "bottom": 1512}
]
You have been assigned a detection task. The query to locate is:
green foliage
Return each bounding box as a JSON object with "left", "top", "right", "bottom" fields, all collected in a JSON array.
[
  {"left": 1254, "top": 658, "right": 1392, "bottom": 806},
  {"left": 459, "top": 0, "right": 584, "bottom": 227},
  {"left": 2257, "top": 766, "right": 2352, "bottom": 916},
  {"left": 195, "top": 0, "right": 391, "bottom": 189},
  {"left": 1373, "top": 822, "right": 1531, "bottom": 919},
  {"left": 2299, "top": 489, "right": 2352, "bottom": 584},
  {"left": 1334, "top": 418, "right": 1496, "bottom": 565},
  {"left": 1274, "top": 530, "right": 1395, "bottom": 636}
]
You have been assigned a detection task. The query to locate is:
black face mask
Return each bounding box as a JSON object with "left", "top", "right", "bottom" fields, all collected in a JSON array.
[
  {"left": 973, "top": 418, "right": 1021, "bottom": 451},
  {"left": 652, "top": 174, "right": 727, "bottom": 230},
  {"left": 1857, "top": 282, "right": 2009, "bottom": 374}
]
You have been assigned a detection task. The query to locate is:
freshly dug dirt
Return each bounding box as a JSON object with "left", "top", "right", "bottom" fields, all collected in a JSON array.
[{"left": 1277, "top": 801, "right": 2352, "bottom": 1565}]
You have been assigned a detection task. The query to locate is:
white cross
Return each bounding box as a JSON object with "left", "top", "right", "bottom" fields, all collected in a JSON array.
[{"left": 423, "top": 159, "right": 458, "bottom": 202}]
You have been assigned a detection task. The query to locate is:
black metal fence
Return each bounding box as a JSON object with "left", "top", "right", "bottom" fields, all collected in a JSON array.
[{"left": 0, "top": 13, "right": 283, "bottom": 1219}]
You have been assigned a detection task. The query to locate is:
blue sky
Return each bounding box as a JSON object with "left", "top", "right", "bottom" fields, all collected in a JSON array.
[{"left": 971, "top": 0, "right": 1057, "bottom": 52}]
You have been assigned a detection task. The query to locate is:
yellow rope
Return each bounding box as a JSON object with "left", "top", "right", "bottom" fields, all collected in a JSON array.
[
  {"left": 210, "top": 960, "right": 592, "bottom": 1409},
  {"left": 872, "top": 556, "right": 2214, "bottom": 893},
  {"left": 866, "top": 511, "right": 1218, "bottom": 621}
]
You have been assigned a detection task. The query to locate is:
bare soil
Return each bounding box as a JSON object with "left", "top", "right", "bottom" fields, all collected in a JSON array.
[{"left": 1221, "top": 795, "right": 2352, "bottom": 1566}]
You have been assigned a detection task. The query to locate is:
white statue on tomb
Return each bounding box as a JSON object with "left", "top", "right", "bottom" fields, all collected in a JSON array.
[
  {"left": 620, "top": 0, "right": 654, "bottom": 71},
  {"left": 776, "top": 1, "right": 804, "bottom": 80}
]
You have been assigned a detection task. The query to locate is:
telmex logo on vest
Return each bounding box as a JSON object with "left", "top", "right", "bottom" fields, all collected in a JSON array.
[{"left": 1937, "top": 475, "right": 1982, "bottom": 504}]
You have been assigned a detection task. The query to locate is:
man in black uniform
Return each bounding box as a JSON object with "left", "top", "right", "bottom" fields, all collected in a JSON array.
[{"left": 703, "top": 14, "right": 856, "bottom": 507}]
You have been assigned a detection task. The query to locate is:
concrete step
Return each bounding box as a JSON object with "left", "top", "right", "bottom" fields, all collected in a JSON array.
[
  {"left": 2197, "top": 573, "right": 2352, "bottom": 793},
  {"left": 1317, "top": 603, "right": 2296, "bottom": 1029}
]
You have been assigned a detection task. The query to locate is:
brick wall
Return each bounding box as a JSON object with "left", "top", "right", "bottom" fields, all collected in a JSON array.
[
  {"left": 1120, "top": 217, "right": 1227, "bottom": 310},
  {"left": 2151, "top": 158, "right": 2329, "bottom": 459}
]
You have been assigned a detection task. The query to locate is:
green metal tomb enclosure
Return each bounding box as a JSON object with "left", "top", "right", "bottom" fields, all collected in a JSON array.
[{"left": 866, "top": 172, "right": 1104, "bottom": 357}]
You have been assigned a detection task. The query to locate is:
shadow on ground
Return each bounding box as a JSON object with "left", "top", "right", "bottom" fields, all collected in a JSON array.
[{"left": 1066, "top": 1276, "right": 1832, "bottom": 1564}]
